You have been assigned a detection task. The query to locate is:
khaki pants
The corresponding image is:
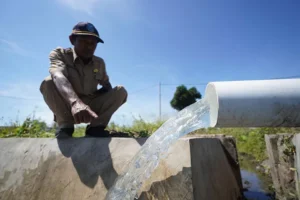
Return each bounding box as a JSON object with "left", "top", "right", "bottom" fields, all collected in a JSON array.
[{"left": 40, "top": 76, "right": 127, "bottom": 127}]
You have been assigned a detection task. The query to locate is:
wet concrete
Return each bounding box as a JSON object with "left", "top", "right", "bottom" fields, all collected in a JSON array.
[{"left": 0, "top": 136, "right": 242, "bottom": 200}]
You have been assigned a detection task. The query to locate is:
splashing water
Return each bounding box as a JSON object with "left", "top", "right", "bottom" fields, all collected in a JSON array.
[{"left": 106, "top": 98, "right": 210, "bottom": 200}]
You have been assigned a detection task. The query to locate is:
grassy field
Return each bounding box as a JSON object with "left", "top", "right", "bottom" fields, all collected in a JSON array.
[
  {"left": 1, "top": 117, "right": 299, "bottom": 162},
  {"left": 0, "top": 117, "right": 165, "bottom": 138}
]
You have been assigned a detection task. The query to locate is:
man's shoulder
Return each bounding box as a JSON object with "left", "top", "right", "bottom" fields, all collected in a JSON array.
[
  {"left": 50, "top": 47, "right": 73, "bottom": 55},
  {"left": 93, "top": 55, "right": 105, "bottom": 66},
  {"left": 93, "top": 55, "right": 104, "bottom": 62}
]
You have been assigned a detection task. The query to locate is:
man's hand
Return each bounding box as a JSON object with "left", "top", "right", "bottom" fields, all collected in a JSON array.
[
  {"left": 71, "top": 100, "right": 98, "bottom": 124},
  {"left": 99, "top": 75, "right": 112, "bottom": 92},
  {"left": 51, "top": 72, "right": 98, "bottom": 124},
  {"left": 97, "top": 87, "right": 108, "bottom": 94}
]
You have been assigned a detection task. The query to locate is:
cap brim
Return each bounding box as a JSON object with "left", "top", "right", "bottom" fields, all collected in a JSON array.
[
  {"left": 98, "top": 38, "right": 104, "bottom": 43},
  {"left": 72, "top": 32, "right": 104, "bottom": 43}
]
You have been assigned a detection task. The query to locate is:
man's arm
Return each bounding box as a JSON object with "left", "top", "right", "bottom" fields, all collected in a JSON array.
[
  {"left": 101, "top": 78, "right": 113, "bottom": 91},
  {"left": 97, "top": 80, "right": 112, "bottom": 94},
  {"left": 49, "top": 49, "right": 98, "bottom": 124},
  {"left": 51, "top": 71, "right": 79, "bottom": 106},
  {"left": 98, "top": 59, "right": 112, "bottom": 92}
]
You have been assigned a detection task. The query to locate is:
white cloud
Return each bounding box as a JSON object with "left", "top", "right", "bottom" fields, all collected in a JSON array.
[
  {"left": 0, "top": 39, "right": 29, "bottom": 57},
  {"left": 56, "top": 0, "right": 140, "bottom": 20},
  {"left": 0, "top": 82, "right": 53, "bottom": 126},
  {"left": 57, "top": 0, "right": 99, "bottom": 15},
  {"left": 0, "top": 83, "right": 42, "bottom": 100},
  {"left": 0, "top": 39, "right": 40, "bottom": 59}
]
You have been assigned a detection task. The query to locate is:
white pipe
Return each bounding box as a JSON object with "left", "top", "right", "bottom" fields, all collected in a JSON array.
[{"left": 205, "top": 78, "right": 300, "bottom": 127}]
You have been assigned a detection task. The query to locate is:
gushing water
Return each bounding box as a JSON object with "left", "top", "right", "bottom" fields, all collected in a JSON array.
[{"left": 106, "top": 98, "right": 210, "bottom": 200}]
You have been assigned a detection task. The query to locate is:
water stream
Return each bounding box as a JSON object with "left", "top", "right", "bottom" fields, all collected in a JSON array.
[
  {"left": 241, "top": 170, "right": 274, "bottom": 200},
  {"left": 106, "top": 98, "right": 210, "bottom": 199},
  {"left": 240, "top": 154, "right": 275, "bottom": 200}
]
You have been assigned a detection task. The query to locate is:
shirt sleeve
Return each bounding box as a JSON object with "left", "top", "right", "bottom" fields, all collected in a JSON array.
[
  {"left": 99, "top": 59, "right": 109, "bottom": 85},
  {"left": 49, "top": 48, "right": 68, "bottom": 77}
]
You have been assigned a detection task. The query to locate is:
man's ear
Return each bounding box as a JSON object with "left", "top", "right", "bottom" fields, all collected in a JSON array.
[{"left": 69, "top": 35, "right": 75, "bottom": 45}]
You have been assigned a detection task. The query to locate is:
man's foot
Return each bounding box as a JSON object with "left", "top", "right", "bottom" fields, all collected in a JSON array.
[
  {"left": 55, "top": 127, "right": 74, "bottom": 139},
  {"left": 85, "top": 125, "right": 110, "bottom": 137}
]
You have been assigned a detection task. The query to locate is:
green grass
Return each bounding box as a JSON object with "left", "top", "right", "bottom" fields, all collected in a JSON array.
[
  {"left": 107, "top": 117, "right": 165, "bottom": 137},
  {"left": 0, "top": 117, "right": 55, "bottom": 138},
  {"left": 1, "top": 116, "right": 299, "bottom": 162},
  {"left": 0, "top": 116, "right": 165, "bottom": 138}
]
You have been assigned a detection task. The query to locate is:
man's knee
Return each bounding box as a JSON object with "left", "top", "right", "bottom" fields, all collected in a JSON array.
[
  {"left": 40, "top": 76, "right": 55, "bottom": 94},
  {"left": 115, "top": 85, "right": 127, "bottom": 103}
]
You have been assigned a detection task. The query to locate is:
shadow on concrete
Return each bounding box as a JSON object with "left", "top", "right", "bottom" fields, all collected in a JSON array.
[
  {"left": 136, "top": 137, "right": 148, "bottom": 146},
  {"left": 57, "top": 137, "right": 147, "bottom": 190},
  {"left": 138, "top": 167, "right": 193, "bottom": 200},
  {"left": 221, "top": 141, "right": 244, "bottom": 190}
]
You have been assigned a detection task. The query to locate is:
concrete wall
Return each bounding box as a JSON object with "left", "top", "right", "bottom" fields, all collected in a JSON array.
[
  {"left": 265, "top": 134, "right": 297, "bottom": 200},
  {"left": 293, "top": 134, "right": 300, "bottom": 200},
  {"left": 0, "top": 136, "right": 243, "bottom": 200}
]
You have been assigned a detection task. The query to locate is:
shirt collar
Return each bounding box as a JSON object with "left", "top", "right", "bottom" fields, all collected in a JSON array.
[
  {"left": 72, "top": 48, "right": 95, "bottom": 64},
  {"left": 72, "top": 47, "right": 79, "bottom": 63}
]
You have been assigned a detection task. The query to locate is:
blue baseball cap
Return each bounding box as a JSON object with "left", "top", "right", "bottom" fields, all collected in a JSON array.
[{"left": 71, "top": 22, "right": 104, "bottom": 43}]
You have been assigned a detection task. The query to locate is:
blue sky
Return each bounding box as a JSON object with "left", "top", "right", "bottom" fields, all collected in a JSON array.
[{"left": 0, "top": 0, "right": 300, "bottom": 126}]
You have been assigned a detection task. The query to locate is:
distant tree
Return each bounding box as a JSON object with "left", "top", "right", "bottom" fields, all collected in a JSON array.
[{"left": 170, "top": 85, "right": 202, "bottom": 111}]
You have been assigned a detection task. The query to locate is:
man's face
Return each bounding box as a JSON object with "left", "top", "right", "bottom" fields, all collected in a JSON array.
[{"left": 73, "top": 35, "right": 98, "bottom": 60}]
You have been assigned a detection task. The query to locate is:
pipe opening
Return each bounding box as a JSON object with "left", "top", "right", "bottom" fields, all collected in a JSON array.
[{"left": 205, "top": 83, "right": 219, "bottom": 127}]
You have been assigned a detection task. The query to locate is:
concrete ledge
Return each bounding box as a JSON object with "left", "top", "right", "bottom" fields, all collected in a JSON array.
[
  {"left": 190, "top": 138, "right": 242, "bottom": 200},
  {"left": 266, "top": 134, "right": 296, "bottom": 199},
  {"left": 0, "top": 135, "right": 242, "bottom": 200},
  {"left": 293, "top": 134, "right": 300, "bottom": 199}
]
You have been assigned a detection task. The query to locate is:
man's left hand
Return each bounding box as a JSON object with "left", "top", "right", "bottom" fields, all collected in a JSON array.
[
  {"left": 97, "top": 80, "right": 112, "bottom": 94},
  {"left": 103, "top": 81, "right": 112, "bottom": 91}
]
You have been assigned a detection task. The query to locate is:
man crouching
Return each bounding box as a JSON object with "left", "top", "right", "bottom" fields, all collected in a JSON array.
[{"left": 40, "top": 22, "right": 127, "bottom": 138}]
